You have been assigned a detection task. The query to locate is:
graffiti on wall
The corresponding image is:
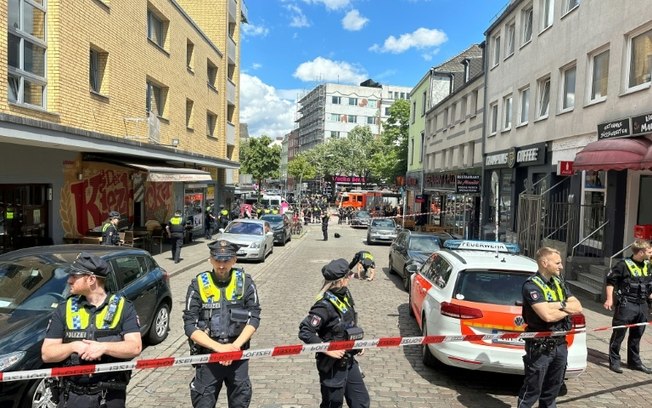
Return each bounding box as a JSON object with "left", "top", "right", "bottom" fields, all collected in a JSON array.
[{"left": 145, "top": 182, "right": 173, "bottom": 223}]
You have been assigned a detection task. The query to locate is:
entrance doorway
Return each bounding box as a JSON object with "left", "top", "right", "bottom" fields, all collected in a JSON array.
[{"left": 0, "top": 184, "right": 51, "bottom": 253}]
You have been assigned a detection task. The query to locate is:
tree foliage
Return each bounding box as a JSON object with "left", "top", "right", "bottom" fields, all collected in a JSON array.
[
  {"left": 375, "top": 99, "right": 410, "bottom": 183},
  {"left": 287, "top": 154, "right": 316, "bottom": 182},
  {"left": 240, "top": 135, "right": 281, "bottom": 189}
]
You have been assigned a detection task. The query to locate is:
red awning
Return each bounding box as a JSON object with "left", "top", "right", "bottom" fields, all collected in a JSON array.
[{"left": 574, "top": 137, "right": 652, "bottom": 171}]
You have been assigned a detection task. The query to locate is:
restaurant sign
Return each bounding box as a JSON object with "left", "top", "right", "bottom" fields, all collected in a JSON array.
[
  {"left": 597, "top": 118, "right": 630, "bottom": 139},
  {"left": 632, "top": 112, "right": 652, "bottom": 136},
  {"left": 456, "top": 175, "right": 481, "bottom": 194}
]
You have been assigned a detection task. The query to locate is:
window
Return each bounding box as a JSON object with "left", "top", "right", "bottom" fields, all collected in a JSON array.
[
  {"left": 420, "top": 132, "right": 425, "bottom": 163},
  {"left": 503, "top": 95, "right": 512, "bottom": 130},
  {"left": 411, "top": 101, "right": 416, "bottom": 123},
  {"left": 537, "top": 76, "right": 551, "bottom": 118},
  {"left": 451, "top": 104, "right": 457, "bottom": 124},
  {"left": 521, "top": 4, "right": 533, "bottom": 44},
  {"left": 443, "top": 108, "right": 449, "bottom": 127},
  {"left": 147, "top": 8, "right": 167, "bottom": 48},
  {"left": 410, "top": 139, "right": 414, "bottom": 165},
  {"left": 384, "top": 107, "right": 391, "bottom": 115},
  {"left": 627, "top": 27, "right": 652, "bottom": 89},
  {"left": 492, "top": 34, "right": 501, "bottom": 66},
  {"left": 589, "top": 49, "right": 609, "bottom": 101},
  {"left": 368, "top": 99, "right": 377, "bottom": 108},
  {"left": 330, "top": 131, "right": 339, "bottom": 138},
  {"left": 89, "top": 47, "right": 108, "bottom": 95},
  {"left": 207, "top": 59, "right": 218, "bottom": 89},
  {"left": 563, "top": 0, "right": 579, "bottom": 14},
  {"left": 186, "top": 39, "right": 194, "bottom": 70},
  {"left": 470, "top": 90, "right": 479, "bottom": 116},
  {"left": 349, "top": 97, "right": 358, "bottom": 106},
  {"left": 519, "top": 87, "right": 530, "bottom": 125},
  {"left": 146, "top": 80, "right": 167, "bottom": 117},
  {"left": 206, "top": 111, "right": 217, "bottom": 137},
  {"left": 490, "top": 103, "right": 498, "bottom": 134},
  {"left": 541, "top": 0, "right": 554, "bottom": 31},
  {"left": 460, "top": 97, "right": 467, "bottom": 122},
  {"left": 7, "top": 0, "right": 47, "bottom": 107},
  {"left": 505, "top": 21, "right": 516, "bottom": 57},
  {"left": 186, "top": 99, "right": 194, "bottom": 129},
  {"left": 367, "top": 116, "right": 375, "bottom": 125},
  {"left": 462, "top": 59, "right": 471, "bottom": 83},
  {"left": 331, "top": 96, "right": 341, "bottom": 104},
  {"left": 330, "top": 113, "right": 340, "bottom": 122},
  {"left": 347, "top": 115, "right": 357, "bottom": 123},
  {"left": 561, "top": 64, "right": 576, "bottom": 110},
  {"left": 421, "top": 91, "right": 427, "bottom": 115}
]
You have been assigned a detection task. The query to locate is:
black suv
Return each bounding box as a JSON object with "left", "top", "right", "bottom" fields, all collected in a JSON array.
[
  {"left": 0, "top": 245, "right": 172, "bottom": 408},
  {"left": 388, "top": 230, "right": 441, "bottom": 291}
]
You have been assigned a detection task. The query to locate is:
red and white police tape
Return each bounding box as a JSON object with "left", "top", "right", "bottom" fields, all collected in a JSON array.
[{"left": 1, "top": 321, "right": 648, "bottom": 383}]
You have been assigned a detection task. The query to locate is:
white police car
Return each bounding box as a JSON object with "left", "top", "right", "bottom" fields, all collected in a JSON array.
[{"left": 408, "top": 240, "right": 587, "bottom": 376}]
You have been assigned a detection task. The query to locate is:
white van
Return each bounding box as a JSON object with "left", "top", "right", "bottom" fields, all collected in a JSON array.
[{"left": 261, "top": 195, "right": 282, "bottom": 208}]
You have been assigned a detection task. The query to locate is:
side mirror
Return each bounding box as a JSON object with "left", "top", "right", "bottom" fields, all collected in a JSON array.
[{"left": 406, "top": 264, "right": 419, "bottom": 275}]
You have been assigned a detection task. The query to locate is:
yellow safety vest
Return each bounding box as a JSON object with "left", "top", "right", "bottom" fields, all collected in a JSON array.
[
  {"left": 323, "top": 291, "right": 352, "bottom": 314},
  {"left": 624, "top": 258, "right": 649, "bottom": 277},
  {"left": 197, "top": 269, "right": 245, "bottom": 304},
  {"left": 65, "top": 294, "right": 125, "bottom": 336},
  {"left": 362, "top": 252, "right": 374, "bottom": 262},
  {"left": 531, "top": 275, "right": 565, "bottom": 302}
]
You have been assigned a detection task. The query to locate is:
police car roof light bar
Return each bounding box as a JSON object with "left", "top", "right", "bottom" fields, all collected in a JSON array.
[{"left": 443, "top": 240, "right": 521, "bottom": 254}]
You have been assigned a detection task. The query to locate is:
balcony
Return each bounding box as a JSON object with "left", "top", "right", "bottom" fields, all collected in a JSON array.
[
  {"left": 226, "top": 168, "right": 236, "bottom": 185},
  {"left": 227, "top": 122, "right": 236, "bottom": 146},
  {"left": 229, "top": 0, "right": 237, "bottom": 22},
  {"left": 228, "top": 36, "right": 236, "bottom": 62},
  {"left": 241, "top": 0, "right": 248, "bottom": 23},
  {"left": 226, "top": 79, "right": 236, "bottom": 105}
]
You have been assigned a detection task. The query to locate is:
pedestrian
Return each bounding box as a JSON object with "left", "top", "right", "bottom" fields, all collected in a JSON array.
[
  {"left": 205, "top": 208, "right": 216, "bottom": 239},
  {"left": 101, "top": 210, "right": 122, "bottom": 245},
  {"left": 517, "top": 247, "right": 582, "bottom": 408},
  {"left": 298, "top": 258, "right": 370, "bottom": 408},
  {"left": 182, "top": 239, "right": 261, "bottom": 408},
  {"left": 166, "top": 210, "right": 184, "bottom": 264},
  {"left": 321, "top": 209, "right": 330, "bottom": 241},
  {"left": 349, "top": 250, "right": 376, "bottom": 281},
  {"left": 218, "top": 205, "right": 230, "bottom": 230},
  {"left": 604, "top": 239, "right": 652, "bottom": 374},
  {"left": 41, "top": 252, "right": 142, "bottom": 407}
]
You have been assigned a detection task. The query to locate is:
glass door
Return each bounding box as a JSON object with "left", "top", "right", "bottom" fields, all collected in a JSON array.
[{"left": 579, "top": 170, "right": 606, "bottom": 249}]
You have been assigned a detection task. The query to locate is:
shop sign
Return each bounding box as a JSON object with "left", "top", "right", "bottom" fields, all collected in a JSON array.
[
  {"left": 456, "top": 175, "right": 480, "bottom": 194},
  {"left": 597, "top": 118, "right": 630, "bottom": 139},
  {"left": 632, "top": 112, "right": 652, "bottom": 136},
  {"left": 556, "top": 161, "right": 574, "bottom": 176},
  {"left": 485, "top": 144, "right": 545, "bottom": 168},
  {"left": 332, "top": 175, "right": 366, "bottom": 184},
  {"left": 415, "top": 194, "right": 425, "bottom": 203},
  {"left": 424, "top": 172, "right": 457, "bottom": 190}
]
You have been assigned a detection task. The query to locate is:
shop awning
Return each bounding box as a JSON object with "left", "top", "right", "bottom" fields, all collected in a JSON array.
[
  {"left": 574, "top": 137, "right": 652, "bottom": 171},
  {"left": 123, "top": 163, "right": 213, "bottom": 182}
]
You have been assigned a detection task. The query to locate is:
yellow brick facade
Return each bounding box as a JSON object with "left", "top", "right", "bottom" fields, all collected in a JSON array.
[{"left": 0, "top": 0, "right": 242, "bottom": 163}]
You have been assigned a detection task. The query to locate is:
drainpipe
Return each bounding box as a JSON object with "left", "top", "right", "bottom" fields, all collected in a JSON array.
[{"left": 479, "top": 40, "right": 488, "bottom": 239}]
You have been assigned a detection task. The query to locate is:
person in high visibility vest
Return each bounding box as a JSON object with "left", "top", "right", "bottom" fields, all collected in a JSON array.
[
  {"left": 101, "top": 211, "right": 121, "bottom": 245},
  {"left": 41, "top": 253, "right": 142, "bottom": 407},
  {"left": 604, "top": 239, "right": 652, "bottom": 374},
  {"left": 166, "top": 210, "right": 185, "bottom": 264},
  {"left": 183, "top": 240, "right": 261, "bottom": 407},
  {"left": 517, "top": 247, "right": 582, "bottom": 408}
]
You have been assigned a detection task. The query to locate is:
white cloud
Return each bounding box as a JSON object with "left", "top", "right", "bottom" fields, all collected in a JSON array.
[
  {"left": 301, "top": 0, "right": 350, "bottom": 11},
  {"left": 240, "top": 73, "right": 297, "bottom": 138},
  {"left": 369, "top": 27, "right": 448, "bottom": 54},
  {"left": 252, "top": 63, "right": 262, "bottom": 70},
  {"left": 242, "top": 23, "right": 269, "bottom": 37},
  {"left": 342, "top": 9, "right": 368, "bottom": 31},
  {"left": 286, "top": 3, "right": 310, "bottom": 28},
  {"left": 293, "top": 57, "right": 367, "bottom": 84}
]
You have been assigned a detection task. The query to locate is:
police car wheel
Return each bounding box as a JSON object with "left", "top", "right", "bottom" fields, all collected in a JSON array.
[
  {"left": 422, "top": 318, "right": 438, "bottom": 368},
  {"left": 147, "top": 303, "right": 170, "bottom": 345}
]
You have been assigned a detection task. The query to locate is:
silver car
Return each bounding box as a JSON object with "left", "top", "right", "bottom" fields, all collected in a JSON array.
[
  {"left": 216, "top": 219, "right": 274, "bottom": 262},
  {"left": 367, "top": 218, "right": 400, "bottom": 244}
]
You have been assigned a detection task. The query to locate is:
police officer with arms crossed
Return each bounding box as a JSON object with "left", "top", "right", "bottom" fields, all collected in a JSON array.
[
  {"left": 101, "top": 211, "right": 122, "bottom": 245},
  {"left": 166, "top": 210, "right": 185, "bottom": 264},
  {"left": 299, "top": 258, "right": 370, "bottom": 408},
  {"left": 604, "top": 239, "right": 652, "bottom": 374},
  {"left": 183, "top": 240, "right": 261, "bottom": 408},
  {"left": 41, "top": 253, "right": 142, "bottom": 407},
  {"left": 517, "top": 247, "right": 582, "bottom": 408}
]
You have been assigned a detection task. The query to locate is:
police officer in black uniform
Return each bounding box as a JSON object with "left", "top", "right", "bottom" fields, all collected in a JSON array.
[
  {"left": 101, "top": 211, "right": 121, "bottom": 245},
  {"left": 42, "top": 253, "right": 142, "bottom": 408},
  {"left": 517, "top": 247, "right": 582, "bottom": 408},
  {"left": 299, "top": 259, "right": 370, "bottom": 408},
  {"left": 349, "top": 250, "right": 376, "bottom": 281},
  {"left": 166, "top": 210, "right": 184, "bottom": 264},
  {"left": 321, "top": 208, "right": 330, "bottom": 241},
  {"left": 182, "top": 240, "right": 261, "bottom": 408},
  {"left": 604, "top": 239, "right": 652, "bottom": 374}
]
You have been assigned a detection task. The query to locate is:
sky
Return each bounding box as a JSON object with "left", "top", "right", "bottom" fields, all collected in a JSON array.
[{"left": 239, "top": 0, "right": 509, "bottom": 139}]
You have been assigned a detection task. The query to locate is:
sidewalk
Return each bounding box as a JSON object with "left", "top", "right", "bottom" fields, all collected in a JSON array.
[{"left": 150, "top": 235, "right": 217, "bottom": 279}]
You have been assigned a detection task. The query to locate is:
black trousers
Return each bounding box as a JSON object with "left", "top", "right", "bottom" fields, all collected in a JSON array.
[
  {"left": 609, "top": 300, "right": 648, "bottom": 366},
  {"left": 170, "top": 233, "right": 183, "bottom": 262},
  {"left": 190, "top": 360, "right": 252, "bottom": 408},
  {"left": 517, "top": 341, "right": 567, "bottom": 408},
  {"left": 58, "top": 389, "right": 125, "bottom": 408},
  {"left": 318, "top": 358, "right": 369, "bottom": 408},
  {"left": 322, "top": 227, "right": 328, "bottom": 240}
]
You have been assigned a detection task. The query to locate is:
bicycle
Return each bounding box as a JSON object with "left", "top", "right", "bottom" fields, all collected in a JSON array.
[{"left": 291, "top": 219, "right": 303, "bottom": 235}]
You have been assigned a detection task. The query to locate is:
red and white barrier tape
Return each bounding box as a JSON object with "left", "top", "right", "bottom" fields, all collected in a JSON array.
[{"left": 1, "top": 321, "right": 648, "bottom": 383}]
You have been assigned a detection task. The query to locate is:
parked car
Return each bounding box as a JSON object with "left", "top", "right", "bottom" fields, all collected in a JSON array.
[
  {"left": 260, "top": 214, "right": 292, "bottom": 246},
  {"left": 350, "top": 210, "right": 372, "bottom": 228},
  {"left": 367, "top": 218, "right": 400, "bottom": 245},
  {"left": 388, "top": 230, "right": 441, "bottom": 291},
  {"left": 0, "top": 245, "right": 172, "bottom": 408},
  {"left": 216, "top": 219, "right": 274, "bottom": 262},
  {"left": 409, "top": 240, "right": 587, "bottom": 376}
]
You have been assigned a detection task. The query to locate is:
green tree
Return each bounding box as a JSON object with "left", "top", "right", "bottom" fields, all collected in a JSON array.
[
  {"left": 287, "top": 154, "right": 316, "bottom": 194},
  {"left": 240, "top": 135, "right": 281, "bottom": 192},
  {"left": 346, "top": 125, "right": 379, "bottom": 188},
  {"left": 375, "top": 99, "right": 410, "bottom": 183}
]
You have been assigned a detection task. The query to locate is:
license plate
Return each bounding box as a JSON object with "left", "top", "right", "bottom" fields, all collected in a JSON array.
[
  {"left": 236, "top": 251, "right": 246, "bottom": 255},
  {"left": 491, "top": 330, "right": 525, "bottom": 345}
]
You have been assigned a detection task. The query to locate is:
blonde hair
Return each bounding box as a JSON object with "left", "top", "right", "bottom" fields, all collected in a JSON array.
[
  {"left": 535, "top": 247, "right": 560, "bottom": 265},
  {"left": 631, "top": 239, "right": 651, "bottom": 255},
  {"left": 316, "top": 277, "right": 346, "bottom": 299}
]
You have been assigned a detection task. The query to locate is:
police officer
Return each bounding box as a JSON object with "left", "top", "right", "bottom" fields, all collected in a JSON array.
[
  {"left": 41, "top": 253, "right": 142, "bottom": 407},
  {"left": 182, "top": 240, "right": 261, "bottom": 408},
  {"left": 299, "top": 259, "right": 370, "bottom": 408},
  {"left": 604, "top": 239, "right": 652, "bottom": 374},
  {"left": 321, "top": 209, "right": 330, "bottom": 241},
  {"left": 517, "top": 247, "right": 582, "bottom": 408},
  {"left": 166, "top": 210, "right": 184, "bottom": 264},
  {"left": 101, "top": 211, "right": 121, "bottom": 245},
  {"left": 349, "top": 250, "right": 376, "bottom": 281},
  {"left": 219, "top": 205, "right": 230, "bottom": 229},
  {"left": 205, "top": 208, "right": 216, "bottom": 240}
]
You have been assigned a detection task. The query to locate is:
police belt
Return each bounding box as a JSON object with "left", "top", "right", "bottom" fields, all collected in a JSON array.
[
  {"left": 620, "top": 296, "right": 649, "bottom": 304},
  {"left": 65, "top": 380, "right": 126, "bottom": 395},
  {"left": 524, "top": 336, "right": 566, "bottom": 346}
]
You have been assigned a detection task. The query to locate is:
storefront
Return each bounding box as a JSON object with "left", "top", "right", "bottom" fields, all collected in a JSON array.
[
  {"left": 405, "top": 171, "right": 422, "bottom": 216},
  {"left": 423, "top": 171, "right": 481, "bottom": 238}
]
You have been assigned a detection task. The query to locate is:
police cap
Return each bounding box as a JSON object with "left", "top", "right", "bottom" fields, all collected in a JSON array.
[
  {"left": 321, "top": 258, "right": 352, "bottom": 281},
  {"left": 109, "top": 210, "right": 120, "bottom": 219},
  {"left": 68, "top": 252, "right": 110, "bottom": 278},
  {"left": 334, "top": 233, "right": 341, "bottom": 238},
  {"left": 208, "top": 239, "right": 239, "bottom": 261}
]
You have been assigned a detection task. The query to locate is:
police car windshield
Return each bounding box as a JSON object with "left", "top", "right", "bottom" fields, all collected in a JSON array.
[
  {"left": 453, "top": 270, "right": 531, "bottom": 306},
  {"left": 0, "top": 261, "right": 69, "bottom": 312}
]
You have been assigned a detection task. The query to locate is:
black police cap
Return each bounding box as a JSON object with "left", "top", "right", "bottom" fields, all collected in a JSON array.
[
  {"left": 208, "top": 239, "right": 239, "bottom": 260},
  {"left": 321, "top": 258, "right": 352, "bottom": 281},
  {"left": 68, "top": 252, "right": 110, "bottom": 277},
  {"left": 109, "top": 210, "right": 120, "bottom": 219}
]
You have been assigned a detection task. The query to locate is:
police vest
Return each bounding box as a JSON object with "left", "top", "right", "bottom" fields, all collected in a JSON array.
[
  {"left": 319, "top": 291, "right": 356, "bottom": 342},
  {"left": 620, "top": 259, "right": 650, "bottom": 299},
  {"left": 101, "top": 222, "right": 117, "bottom": 244},
  {"left": 530, "top": 275, "right": 565, "bottom": 302},
  {"left": 271, "top": 209, "right": 279, "bottom": 214},
  {"left": 196, "top": 269, "right": 249, "bottom": 341},
  {"left": 169, "top": 216, "right": 184, "bottom": 233}
]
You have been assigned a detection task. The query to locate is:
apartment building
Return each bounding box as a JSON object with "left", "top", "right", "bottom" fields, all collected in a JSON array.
[
  {"left": 0, "top": 0, "right": 246, "bottom": 251},
  {"left": 484, "top": 0, "right": 652, "bottom": 264}
]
